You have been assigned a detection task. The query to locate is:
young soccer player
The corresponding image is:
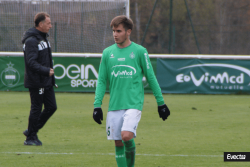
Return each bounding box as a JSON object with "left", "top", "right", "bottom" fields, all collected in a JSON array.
[{"left": 93, "top": 15, "right": 170, "bottom": 167}]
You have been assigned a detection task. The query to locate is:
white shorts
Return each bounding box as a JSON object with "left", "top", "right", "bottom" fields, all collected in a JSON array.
[{"left": 106, "top": 109, "right": 142, "bottom": 140}]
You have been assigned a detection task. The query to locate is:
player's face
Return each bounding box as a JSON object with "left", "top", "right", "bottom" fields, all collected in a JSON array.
[
  {"left": 40, "top": 17, "right": 52, "bottom": 33},
  {"left": 113, "top": 24, "right": 131, "bottom": 47}
]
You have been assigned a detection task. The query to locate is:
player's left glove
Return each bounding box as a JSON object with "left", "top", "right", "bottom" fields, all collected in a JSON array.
[
  {"left": 93, "top": 108, "right": 103, "bottom": 124},
  {"left": 158, "top": 104, "right": 170, "bottom": 121}
]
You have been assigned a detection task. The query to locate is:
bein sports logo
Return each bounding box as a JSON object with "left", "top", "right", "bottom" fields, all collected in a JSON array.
[
  {"left": 176, "top": 64, "right": 250, "bottom": 90},
  {"left": 111, "top": 65, "right": 136, "bottom": 78},
  {"left": 53, "top": 64, "right": 98, "bottom": 88},
  {"left": 1, "top": 62, "right": 20, "bottom": 87}
]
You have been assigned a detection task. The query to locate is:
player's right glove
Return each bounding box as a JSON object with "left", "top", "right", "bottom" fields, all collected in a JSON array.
[
  {"left": 158, "top": 104, "right": 170, "bottom": 121},
  {"left": 93, "top": 108, "right": 103, "bottom": 124}
]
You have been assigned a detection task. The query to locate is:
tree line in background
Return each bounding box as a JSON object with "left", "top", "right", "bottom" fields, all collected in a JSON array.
[{"left": 129, "top": 0, "right": 250, "bottom": 55}]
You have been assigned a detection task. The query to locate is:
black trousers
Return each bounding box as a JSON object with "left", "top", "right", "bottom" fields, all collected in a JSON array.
[{"left": 27, "top": 86, "right": 57, "bottom": 138}]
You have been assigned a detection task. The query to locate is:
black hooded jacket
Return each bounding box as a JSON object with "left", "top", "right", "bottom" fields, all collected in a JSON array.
[{"left": 22, "top": 27, "right": 55, "bottom": 88}]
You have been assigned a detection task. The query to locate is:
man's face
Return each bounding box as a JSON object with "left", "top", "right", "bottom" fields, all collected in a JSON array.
[
  {"left": 40, "top": 17, "right": 52, "bottom": 33},
  {"left": 112, "top": 24, "right": 131, "bottom": 46}
]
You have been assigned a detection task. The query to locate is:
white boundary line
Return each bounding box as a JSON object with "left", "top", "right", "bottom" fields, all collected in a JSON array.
[{"left": 0, "top": 152, "right": 223, "bottom": 157}]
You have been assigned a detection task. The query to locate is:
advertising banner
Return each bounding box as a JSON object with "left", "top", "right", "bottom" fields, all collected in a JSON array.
[
  {"left": 53, "top": 57, "right": 153, "bottom": 92},
  {"left": 157, "top": 59, "right": 250, "bottom": 94},
  {"left": 0, "top": 56, "right": 153, "bottom": 92},
  {"left": 0, "top": 56, "right": 25, "bottom": 91},
  {"left": 53, "top": 57, "right": 100, "bottom": 92},
  {"left": 1, "top": 54, "right": 250, "bottom": 94}
]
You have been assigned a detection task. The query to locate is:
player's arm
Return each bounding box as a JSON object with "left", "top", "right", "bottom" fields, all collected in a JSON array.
[
  {"left": 140, "top": 49, "right": 170, "bottom": 121},
  {"left": 140, "top": 49, "right": 164, "bottom": 105},
  {"left": 25, "top": 38, "right": 50, "bottom": 76},
  {"left": 93, "top": 53, "right": 108, "bottom": 124}
]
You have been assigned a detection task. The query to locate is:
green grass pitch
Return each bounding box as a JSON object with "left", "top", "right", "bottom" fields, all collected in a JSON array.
[{"left": 0, "top": 91, "right": 249, "bottom": 167}]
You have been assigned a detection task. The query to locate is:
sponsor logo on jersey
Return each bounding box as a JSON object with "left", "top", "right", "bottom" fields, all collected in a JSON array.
[
  {"left": 38, "top": 41, "right": 50, "bottom": 51},
  {"left": 110, "top": 54, "right": 114, "bottom": 58},
  {"left": 1, "top": 62, "right": 20, "bottom": 87},
  {"left": 111, "top": 65, "right": 136, "bottom": 78},
  {"left": 118, "top": 58, "right": 125, "bottom": 61},
  {"left": 144, "top": 53, "right": 150, "bottom": 69},
  {"left": 23, "top": 41, "right": 50, "bottom": 51}
]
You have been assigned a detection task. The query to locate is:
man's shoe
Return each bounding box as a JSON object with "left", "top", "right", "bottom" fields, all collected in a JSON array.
[
  {"left": 23, "top": 129, "right": 28, "bottom": 137},
  {"left": 23, "top": 129, "right": 42, "bottom": 145},
  {"left": 33, "top": 135, "right": 43, "bottom": 145},
  {"left": 24, "top": 139, "right": 42, "bottom": 146}
]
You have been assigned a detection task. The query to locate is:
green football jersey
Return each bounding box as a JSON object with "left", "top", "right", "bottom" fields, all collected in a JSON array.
[{"left": 94, "top": 42, "right": 165, "bottom": 111}]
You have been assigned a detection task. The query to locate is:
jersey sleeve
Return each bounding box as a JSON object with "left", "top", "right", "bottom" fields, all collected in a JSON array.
[
  {"left": 93, "top": 53, "right": 108, "bottom": 108},
  {"left": 140, "top": 49, "right": 165, "bottom": 106}
]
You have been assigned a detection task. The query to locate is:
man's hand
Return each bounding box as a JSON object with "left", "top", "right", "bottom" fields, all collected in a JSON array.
[
  {"left": 158, "top": 104, "right": 170, "bottom": 121},
  {"left": 93, "top": 108, "right": 103, "bottom": 124},
  {"left": 49, "top": 68, "right": 54, "bottom": 76}
]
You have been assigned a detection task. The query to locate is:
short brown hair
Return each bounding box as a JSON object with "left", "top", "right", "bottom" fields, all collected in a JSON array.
[
  {"left": 34, "top": 12, "right": 50, "bottom": 27},
  {"left": 110, "top": 15, "right": 133, "bottom": 31}
]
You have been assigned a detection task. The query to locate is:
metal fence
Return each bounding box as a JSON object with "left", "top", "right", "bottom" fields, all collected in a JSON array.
[
  {"left": 0, "top": 0, "right": 128, "bottom": 53},
  {"left": 1, "top": 0, "right": 250, "bottom": 55}
]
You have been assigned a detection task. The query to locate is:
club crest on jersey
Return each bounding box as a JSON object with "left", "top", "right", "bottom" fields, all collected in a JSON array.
[
  {"left": 130, "top": 52, "right": 135, "bottom": 59},
  {"left": 110, "top": 54, "right": 114, "bottom": 58}
]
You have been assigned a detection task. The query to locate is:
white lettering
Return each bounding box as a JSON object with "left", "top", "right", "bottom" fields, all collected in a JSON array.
[
  {"left": 210, "top": 72, "right": 229, "bottom": 84},
  {"left": 176, "top": 74, "right": 183, "bottom": 82},
  {"left": 205, "top": 72, "right": 209, "bottom": 82},
  {"left": 5, "top": 75, "right": 16, "bottom": 80},
  {"left": 118, "top": 58, "right": 125, "bottom": 61},
  {"left": 85, "top": 64, "right": 98, "bottom": 79},
  {"left": 236, "top": 73, "right": 244, "bottom": 83},
  {"left": 190, "top": 72, "right": 204, "bottom": 86},
  {"left": 229, "top": 76, "right": 236, "bottom": 83},
  {"left": 54, "top": 64, "right": 98, "bottom": 80},
  {"left": 210, "top": 85, "right": 244, "bottom": 90},
  {"left": 81, "top": 65, "right": 85, "bottom": 79},
  {"left": 71, "top": 79, "right": 97, "bottom": 88},
  {"left": 71, "top": 80, "right": 76, "bottom": 87},
  {"left": 111, "top": 70, "right": 133, "bottom": 77},
  {"left": 54, "top": 64, "right": 66, "bottom": 79},
  {"left": 145, "top": 54, "right": 150, "bottom": 69},
  {"left": 184, "top": 75, "right": 191, "bottom": 82},
  {"left": 227, "top": 154, "right": 246, "bottom": 160},
  {"left": 67, "top": 64, "right": 80, "bottom": 79},
  {"left": 176, "top": 71, "right": 245, "bottom": 88}
]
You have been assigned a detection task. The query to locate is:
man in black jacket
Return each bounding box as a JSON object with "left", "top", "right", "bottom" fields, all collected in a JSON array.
[{"left": 22, "top": 12, "right": 57, "bottom": 146}]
